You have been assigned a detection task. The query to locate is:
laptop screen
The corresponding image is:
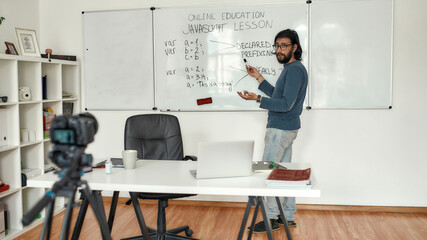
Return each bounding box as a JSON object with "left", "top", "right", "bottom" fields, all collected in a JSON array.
[{"left": 194, "top": 140, "right": 254, "bottom": 179}]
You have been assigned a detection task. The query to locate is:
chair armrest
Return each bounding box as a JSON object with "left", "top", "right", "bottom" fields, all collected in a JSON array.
[{"left": 184, "top": 155, "right": 197, "bottom": 161}]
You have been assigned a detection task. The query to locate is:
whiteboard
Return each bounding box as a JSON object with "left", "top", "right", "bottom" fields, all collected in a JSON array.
[
  {"left": 82, "top": 0, "right": 393, "bottom": 111},
  {"left": 310, "top": 0, "right": 393, "bottom": 108},
  {"left": 83, "top": 9, "right": 154, "bottom": 110},
  {"left": 153, "top": 3, "right": 308, "bottom": 111}
]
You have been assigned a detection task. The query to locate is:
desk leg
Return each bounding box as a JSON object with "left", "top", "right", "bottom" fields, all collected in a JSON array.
[
  {"left": 80, "top": 184, "right": 111, "bottom": 240},
  {"left": 93, "top": 191, "right": 108, "bottom": 220},
  {"left": 247, "top": 200, "right": 261, "bottom": 240},
  {"left": 238, "top": 197, "right": 275, "bottom": 240},
  {"left": 72, "top": 190, "right": 113, "bottom": 240},
  {"left": 276, "top": 197, "right": 292, "bottom": 240},
  {"left": 237, "top": 196, "right": 256, "bottom": 240},
  {"left": 108, "top": 191, "right": 120, "bottom": 231},
  {"left": 129, "top": 192, "right": 151, "bottom": 240},
  {"left": 92, "top": 190, "right": 109, "bottom": 240},
  {"left": 257, "top": 196, "right": 274, "bottom": 240}
]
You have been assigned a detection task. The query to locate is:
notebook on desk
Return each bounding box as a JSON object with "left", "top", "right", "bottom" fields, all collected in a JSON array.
[
  {"left": 92, "top": 158, "right": 124, "bottom": 168},
  {"left": 190, "top": 140, "right": 254, "bottom": 179}
]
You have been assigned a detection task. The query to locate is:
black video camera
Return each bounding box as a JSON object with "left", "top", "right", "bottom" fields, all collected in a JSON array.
[
  {"left": 49, "top": 113, "right": 98, "bottom": 171},
  {"left": 51, "top": 113, "right": 98, "bottom": 146}
]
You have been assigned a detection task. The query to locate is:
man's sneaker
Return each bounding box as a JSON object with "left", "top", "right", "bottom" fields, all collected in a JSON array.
[
  {"left": 277, "top": 215, "right": 297, "bottom": 228},
  {"left": 247, "top": 219, "right": 280, "bottom": 233},
  {"left": 287, "top": 220, "right": 297, "bottom": 228}
]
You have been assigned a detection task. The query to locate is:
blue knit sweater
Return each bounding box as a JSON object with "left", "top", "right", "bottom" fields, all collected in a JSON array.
[{"left": 258, "top": 61, "right": 308, "bottom": 130}]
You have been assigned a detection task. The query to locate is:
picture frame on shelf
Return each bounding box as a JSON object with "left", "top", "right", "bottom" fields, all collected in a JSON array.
[
  {"left": 63, "top": 102, "right": 74, "bottom": 116},
  {"left": 15, "top": 28, "right": 40, "bottom": 57},
  {"left": 4, "top": 42, "right": 18, "bottom": 55}
]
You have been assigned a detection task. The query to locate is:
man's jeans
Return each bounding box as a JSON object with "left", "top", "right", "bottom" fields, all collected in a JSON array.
[{"left": 262, "top": 128, "right": 298, "bottom": 221}]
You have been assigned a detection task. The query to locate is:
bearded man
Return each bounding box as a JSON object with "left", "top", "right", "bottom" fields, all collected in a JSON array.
[{"left": 238, "top": 29, "right": 308, "bottom": 233}]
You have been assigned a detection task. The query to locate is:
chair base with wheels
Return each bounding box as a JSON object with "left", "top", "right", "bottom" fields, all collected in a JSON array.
[{"left": 122, "top": 192, "right": 197, "bottom": 240}]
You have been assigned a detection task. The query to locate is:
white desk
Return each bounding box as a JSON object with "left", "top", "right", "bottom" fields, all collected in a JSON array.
[
  {"left": 29, "top": 160, "right": 320, "bottom": 197},
  {"left": 27, "top": 160, "right": 320, "bottom": 239}
]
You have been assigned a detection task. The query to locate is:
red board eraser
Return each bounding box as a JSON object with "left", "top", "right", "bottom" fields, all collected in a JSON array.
[{"left": 197, "top": 97, "right": 213, "bottom": 105}]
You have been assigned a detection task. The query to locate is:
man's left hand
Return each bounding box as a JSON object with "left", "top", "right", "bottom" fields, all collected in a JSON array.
[{"left": 237, "top": 90, "right": 257, "bottom": 101}]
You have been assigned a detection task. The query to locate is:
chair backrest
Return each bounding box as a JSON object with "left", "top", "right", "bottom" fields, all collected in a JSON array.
[{"left": 124, "top": 114, "right": 184, "bottom": 160}]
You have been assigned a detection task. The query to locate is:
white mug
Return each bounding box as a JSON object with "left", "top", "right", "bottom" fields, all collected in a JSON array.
[{"left": 122, "top": 150, "right": 137, "bottom": 169}]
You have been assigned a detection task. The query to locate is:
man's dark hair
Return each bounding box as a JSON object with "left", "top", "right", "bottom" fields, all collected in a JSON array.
[{"left": 274, "top": 29, "right": 303, "bottom": 61}]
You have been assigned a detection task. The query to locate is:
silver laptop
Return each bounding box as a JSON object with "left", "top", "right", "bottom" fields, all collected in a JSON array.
[{"left": 190, "top": 140, "right": 254, "bottom": 179}]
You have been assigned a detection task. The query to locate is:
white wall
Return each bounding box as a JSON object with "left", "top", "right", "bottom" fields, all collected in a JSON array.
[
  {"left": 5, "top": 0, "right": 427, "bottom": 206},
  {"left": 0, "top": 0, "right": 39, "bottom": 54}
]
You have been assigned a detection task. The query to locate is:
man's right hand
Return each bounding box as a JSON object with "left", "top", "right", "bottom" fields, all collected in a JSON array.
[
  {"left": 246, "top": 65, "right": 264, "bottom": 83},
  {"left": 246, "top": 65, "right": 260, "bottom": 78}
]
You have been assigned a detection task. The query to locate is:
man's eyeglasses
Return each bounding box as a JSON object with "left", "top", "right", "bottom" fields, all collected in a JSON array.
[{"left": 273, "top": 43, "right": 292, "bottom": 51}]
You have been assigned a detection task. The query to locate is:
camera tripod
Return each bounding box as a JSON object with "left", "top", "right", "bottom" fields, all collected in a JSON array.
[{"left": 22, "top": 164, "right": 112, "bottom": 240}]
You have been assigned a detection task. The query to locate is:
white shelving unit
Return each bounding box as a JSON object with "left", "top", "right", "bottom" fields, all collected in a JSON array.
[{"left": 0, "top": 54, "right": 80, "bottom": 239}]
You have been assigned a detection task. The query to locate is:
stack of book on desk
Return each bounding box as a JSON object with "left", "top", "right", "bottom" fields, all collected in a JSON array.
[{"left": 266, "top": 168, "right": 312, "bottom": 188}]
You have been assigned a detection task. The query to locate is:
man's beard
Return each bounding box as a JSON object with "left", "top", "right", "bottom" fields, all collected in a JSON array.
[{"left": 276, "top": 52, "right": 292, "bottom": 64}]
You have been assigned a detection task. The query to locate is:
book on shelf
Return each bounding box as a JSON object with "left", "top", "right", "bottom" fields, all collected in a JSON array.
[
  {"left": 21, "top": 168, "right": 42, "bottom": 179},
  {"left": 42, "top": 75, "right": 47, "bottom": 100},
  {"left": 0, "top": 202, "right": 7, "bottom": 237},
  {"left": 0, "top": 108, "right": 8, "bottom": 147},
  {"left": 0, "top": 203, "right": 5, "bottom": 237},
  {"left": 43, "top": 107, "right": 56, "bottom": 139},
  {"left": 41, "top": 54, "right": 76, "bottom": 61},
  {"left": 44, "top": 164, "right": 56, "bottom": 173},
  {"left": 0, "top": 183, "right": 10, "bottom": 193},
  {"left": 266, "top": 168, "right": 311, "bottom": 187},
  {"left": 62, "top": 90, "right": 73, "bottom": 98}
]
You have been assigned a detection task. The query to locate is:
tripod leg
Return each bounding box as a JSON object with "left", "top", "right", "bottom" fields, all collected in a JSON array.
[
  {"left": 60, "top": 190, "right": 77, "bottom": 240},
  {"left": 71, "top": 193, "right": 89, "bottom": 240},
  {"left": 108, "top": 191, "right": 120, "bottom": 231},
  {"left": 80, "top": 183, "right": 112, "bottom": 240},
  {"left": 39, "top": 198, "right": 55, "bottom": 240}
]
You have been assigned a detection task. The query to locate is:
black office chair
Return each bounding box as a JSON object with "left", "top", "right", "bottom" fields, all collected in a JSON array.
[{"left": 123, "top": 114, "right": 197, "bottom": 240}]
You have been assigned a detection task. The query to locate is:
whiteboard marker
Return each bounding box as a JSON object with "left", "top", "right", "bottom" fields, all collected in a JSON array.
[{"left": 243, "top": 58, "right": 248, "bottom": 67}]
